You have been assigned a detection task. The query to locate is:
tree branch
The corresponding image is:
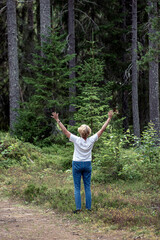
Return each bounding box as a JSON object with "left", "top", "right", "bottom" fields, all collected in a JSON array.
[
  {"left": 0, "top": 6, "right": 6, "bottom": 15},
  {"left": 75, "top": 8, "right": 99, "bottom": 29},
  {"left": 75, "top": 19, "right": 86, "bottom": 33},
  {"left": 77, "top": 0, "right": 98, "bottom": 6}
]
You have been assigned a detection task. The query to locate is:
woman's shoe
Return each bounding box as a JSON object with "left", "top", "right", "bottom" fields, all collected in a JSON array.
[{"left": 73, "top": 209, "right": 81, "bottom": 214}]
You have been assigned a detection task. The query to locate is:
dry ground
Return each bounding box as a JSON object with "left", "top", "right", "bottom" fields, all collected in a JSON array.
[{"left": 0, "top": 197, "right": 159, "bottom": 240}]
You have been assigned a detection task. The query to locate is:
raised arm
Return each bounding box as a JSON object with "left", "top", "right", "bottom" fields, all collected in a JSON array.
[
  {"left": 51, "top": 112, "right": 71, "bottom": 139},
  {"left": 97, "top": 110, "right": 113, "bottom": 138}
]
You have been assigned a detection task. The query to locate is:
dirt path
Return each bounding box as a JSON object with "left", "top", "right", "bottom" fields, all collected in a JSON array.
[
  {"left": 0, "top": 198, "right": 86, "bottom": 240},
  {"left": 0, "top": 198, "right": 116, "bottom": 240},
  {"left": 0, "top": 198, "right": 158, "bottom": 240}
]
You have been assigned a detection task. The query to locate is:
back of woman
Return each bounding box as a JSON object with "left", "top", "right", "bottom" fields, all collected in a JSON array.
[{"left": 51, "top": 110, "right": 113, "bottom": 213}]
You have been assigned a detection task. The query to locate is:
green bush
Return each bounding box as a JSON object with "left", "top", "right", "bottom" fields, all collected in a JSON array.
[
  {"left": 117, "top": 149, "right": 142, "bottom": 180},
  {"left": 117, "top": 123, "right": 160, "bottom": 186},
  {"left": 42, "top": 143, "right": 73, "bottom": 171},
  {"left": 92, "top": 126, "right": 126, "bottom": 182},
  {"left": 136, "top": 123, "right": 160, "bottom": 187},
  {"left": 0, "top": 132, "right": 57, "bottom": 169},
  {"left": 0, "top": 133, "right": 31, "bottom": 168},
  {"left": 24, "top": 183, "right": 48, "bottom": 203}
]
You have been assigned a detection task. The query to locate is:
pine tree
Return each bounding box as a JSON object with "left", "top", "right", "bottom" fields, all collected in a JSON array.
[
  {"left": 74, "top": 46, "right": 112, "bottom": 133},
  {"left": 15, "top": 30, "right": 73, "bottom": 144}
]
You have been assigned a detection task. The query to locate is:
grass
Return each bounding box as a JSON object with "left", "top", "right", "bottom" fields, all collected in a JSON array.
[{"left": 0, "top": 132, "right": 160, "bottom": 238}]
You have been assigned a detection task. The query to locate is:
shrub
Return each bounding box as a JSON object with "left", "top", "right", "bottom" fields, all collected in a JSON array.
[
  {"left": 0, "top": 132, "right": 57, "bottom": 169},
  {"left": 92, "top": 126, "right": 125, "bottom": 182},
  {"left": 0, "top": 133, "right": 31, "bottom": 168},
  {"left": 24, "top": 183, "right": 48, "bottom": 203},
  {"left": 137, "top": 123, "right": 160, "bottom": 187}
]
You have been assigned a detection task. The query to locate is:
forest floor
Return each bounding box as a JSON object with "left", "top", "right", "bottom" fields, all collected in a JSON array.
[
  {"left": 0, "top": 133, "right": 160, "bottom": 240},
  {"left": 0, "top": 196, "right": 159, "bottom": 240}
]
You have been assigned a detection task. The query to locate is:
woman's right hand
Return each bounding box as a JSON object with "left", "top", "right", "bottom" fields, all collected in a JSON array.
[
  {"left": 51, "top": 112, "right": 59, "bottom": 121},
  {"left": 108, "top": 110, "right": 114, "bottom": 119}
]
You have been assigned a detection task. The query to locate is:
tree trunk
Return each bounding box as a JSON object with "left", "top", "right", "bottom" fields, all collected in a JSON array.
[
  {"left": 28, "top": 0, "right": 34, "bottom": 30},
  {"left": 27, "top": 0, "right": 34, "bottom": 62},
  {"left": 40, "top": 0, "right": 51, "bottom": 55},
  {"left": 7, "top": 0, "right": 20, "bottom": 131},
  {"left": 148, "top": 0, "right": 159, "bottom": 134},
  {"left": 68, "top": 0, "right": 76, "bottom": 126},
  {"left": 132, "top": 0, "right": 140, "bottom": 137},
  {"left": 122, "top": 0, "right": 129, "bottom": 132},
  {"left": 36, "top": 0, "right": 40, "bottom": 44}
]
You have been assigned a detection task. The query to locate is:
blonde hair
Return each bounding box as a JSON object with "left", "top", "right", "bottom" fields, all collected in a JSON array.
[{"left": 78, "top": 124, "right": 91, "bottom": 139}]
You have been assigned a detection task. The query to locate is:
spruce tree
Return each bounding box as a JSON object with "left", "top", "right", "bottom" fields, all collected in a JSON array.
[
  {"left": 15, "top": 29, "right": 73, "bottom": 144},
  {"left": 74, "top": 46, "right": 112, "bottom": 133}
]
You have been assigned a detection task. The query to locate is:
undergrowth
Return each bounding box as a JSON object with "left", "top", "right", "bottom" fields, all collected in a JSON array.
[{"left": 0, "top": 131, "right": 160, "bottom": 237}]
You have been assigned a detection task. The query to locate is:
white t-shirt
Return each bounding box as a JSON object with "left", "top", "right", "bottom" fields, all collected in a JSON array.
[{"left": 69, "top": 133, "right": 98, "bottom": 162}]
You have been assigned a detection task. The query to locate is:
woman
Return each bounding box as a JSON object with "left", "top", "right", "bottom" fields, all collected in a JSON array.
[{"left": 51, "top": 110, "right": 113, "bottom": 213}]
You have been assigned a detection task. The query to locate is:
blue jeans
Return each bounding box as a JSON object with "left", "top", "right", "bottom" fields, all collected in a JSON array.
[{"left": 72, "top": 161, "right": 92, "bottom": 210}]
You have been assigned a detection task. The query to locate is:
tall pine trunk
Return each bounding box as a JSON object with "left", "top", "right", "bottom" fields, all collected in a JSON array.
[
  {"left": 68, "top": 0, "right": 76, "bottom": 126},
  {"left": 148, "top": 0, "right": 159, "bottom": 134},
  {"left": 27, "top": 0, "right": 34, "bottom": 62},
  {"left": 27, "top": 0, "right": 34, "bottom": 30},
  {"left": 7, "top": 0, "right": 20, "bottom": 131},
  {"left": 122, "top": 0, "right": 129, "bottom": 132},
  {"left": 40, "top": 0, "right": 51, "bottom": 55},
  {"left": 132, "top": 0, "right": 140, "bottom": 137}
]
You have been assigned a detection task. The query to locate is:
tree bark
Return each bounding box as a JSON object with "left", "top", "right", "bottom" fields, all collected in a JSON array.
[
  {"left": 27, "top": 0, "right": 34, "bottom": 61},
  {"left": 7, "top": 0, "right": 20, "bottom": 131},
  {"left": 40, "top": 0, "right": 51, "bottom": 55},
  {"left": 68, "top": 0, "right": 76, "bottom": 126},
  {"left": 28, "top": 0, "right": 34, "bottom": 30},
  {"left": 122, "top": 0, "right": 129, "bottom": 132},
  {"left": 148, "top": 0, "right": 159, "bottom": 134},
  {"left": 132, "top": 0, "right": 140, "bottom": 138}
]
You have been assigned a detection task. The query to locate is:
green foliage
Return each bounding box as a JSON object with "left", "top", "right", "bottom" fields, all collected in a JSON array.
[
  {"left": 92, "top": 122, "right": 160, "bottom": 183},
  {"left": 42, "top": 143, "right": 73, "bottom": 171},
  {"left": 117, "top": 123, "right": 160, "bottom": 186},
  {"left": 73, "top": 46, "right": 112, "bottom": 133},
  {"left": 49, "top": 187, "right": 75, "bottom": 212},
  {"left": 24, "top": 183, "right": 48, "bottom": 203},
  {"left": 92, "top": 125, "right": 126, "bottom": 182},
  {"left": 14, "top": 29, "right": 72, "bottom": 144},
  {"left": 136, "top": 123, "right": 160, "bottom": 187},
  {"left": 18, "top": 180, "right": 75, "bottom": 212},
  {"left": 0, "top": 132, "right": 57, "bottom": 169},
  {"left": 0, "top": 132, "right": 31, "bottom": 168}
]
